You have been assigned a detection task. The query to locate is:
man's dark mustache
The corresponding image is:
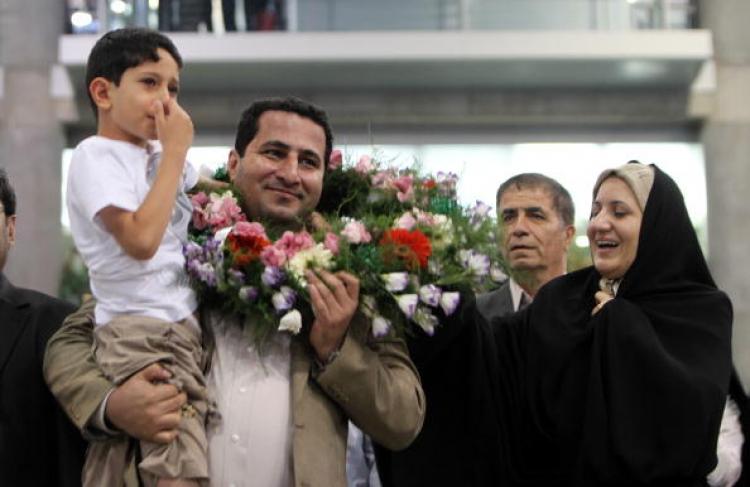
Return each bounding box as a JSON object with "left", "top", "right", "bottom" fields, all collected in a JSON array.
[{"left": 264, "top": 184, "right": 303, "bottom": 199}]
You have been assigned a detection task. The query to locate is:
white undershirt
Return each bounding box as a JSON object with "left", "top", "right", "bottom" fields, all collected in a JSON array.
[
  {"left": 508, "top": 278, "right": 533, "bottom": 312},
  {"left": 708, "top": 397, "right": 744, "bottom": 487},
  {"left": 206, "top": 313, "right": 293, "bottom": 487}
]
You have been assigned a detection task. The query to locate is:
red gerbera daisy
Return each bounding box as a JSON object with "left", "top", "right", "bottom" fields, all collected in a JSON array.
[
  {"left": 227, "top": 233, "right": 271, "bottom": 267},
  {"left": 379, "top": 228, "right": 432, "bottom": 270}
]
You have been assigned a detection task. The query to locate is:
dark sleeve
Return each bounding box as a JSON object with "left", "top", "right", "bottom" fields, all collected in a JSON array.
[
  {"left": 404, "top": 295, "right": 476, "bottom": 369},
  {"left": 374, "top": 299, "right": 506, "bottom": 487}
]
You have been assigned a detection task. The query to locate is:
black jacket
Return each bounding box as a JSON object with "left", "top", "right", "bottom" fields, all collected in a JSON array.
[{"left": 0, "top": 273, "right": 86, "bottom": 486}]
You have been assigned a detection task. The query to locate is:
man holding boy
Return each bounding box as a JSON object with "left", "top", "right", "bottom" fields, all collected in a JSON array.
[
  {"left": 0, "top": 168, "right": 87, "bottom": 486},
  {"left": 45, "top": 45, "right": 424, "bottom": 485}
]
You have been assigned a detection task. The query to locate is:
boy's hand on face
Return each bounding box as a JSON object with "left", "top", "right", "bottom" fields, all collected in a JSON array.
[{"left": 152, "top": 99, "right": 194, "bottom": 162}]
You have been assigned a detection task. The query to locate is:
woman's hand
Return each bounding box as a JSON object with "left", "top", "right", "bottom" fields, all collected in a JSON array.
[{"left": 592, "top": 290, "right": 614, "bottom": 316}]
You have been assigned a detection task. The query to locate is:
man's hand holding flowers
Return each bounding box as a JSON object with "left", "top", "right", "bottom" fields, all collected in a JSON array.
[{"left": 307, "top": 270, "right": 360, "bottom": 363}]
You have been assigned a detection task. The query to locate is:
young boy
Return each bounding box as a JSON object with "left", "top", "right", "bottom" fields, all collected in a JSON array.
[{"left": 66, "top": 28, "right": 210, "bottom": 487}]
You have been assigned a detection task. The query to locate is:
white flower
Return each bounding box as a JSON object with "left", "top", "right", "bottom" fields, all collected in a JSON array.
[
  {"left": 413, "top": 307, "right": 439, "bottom": 336},
  {"left": 490, "top": 264, "right": 508, "bottom": 283},
  {"left": 287, "top": 244, "right": 334, "bottom": 286},
  {"left": 214, "top": 226, "right": 232, "bottom": 246},
  {"left": 382, "top": 272, "right": 410, "bottom": 292},
  {"left": 418, "top": 284, "right": 442, "bottom": 307},
  {"left": 360, "top": 295, "right": 377, "bottom": 318},
  {"left": 278, "top": 309, "right": 302, "bottom": 334},
  {"left": 459, "top": 250, "right": 490, "bottom": 277},
  {"left": 371, "top": 315, "right": 391, "bottom": 338},
  {"left": 440, "top": 292, "right": 460, "bottom": 316},
  {"left": 396, "top": 294, "right": 418, "bottom": 319},
  {"left": 428, "top": 214, "right": 454, "bottom": 251}
]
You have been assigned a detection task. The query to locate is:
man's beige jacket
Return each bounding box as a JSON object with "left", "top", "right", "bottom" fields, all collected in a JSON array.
[{"left": 44, "top": 300, "right": 425, "bottom": 487}]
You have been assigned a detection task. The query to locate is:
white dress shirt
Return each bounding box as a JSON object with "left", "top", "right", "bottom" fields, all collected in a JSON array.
[
  {"left": 508, "top": 278, "right": 533, "bottom": 312},
  {"left": 207, "top": 313, "right": 294, "bottom": 487}
]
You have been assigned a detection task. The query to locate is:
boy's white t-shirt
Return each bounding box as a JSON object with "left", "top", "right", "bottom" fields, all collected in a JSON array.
[{"left": 67, "top": 136, "right": 198, "bottom": 326}]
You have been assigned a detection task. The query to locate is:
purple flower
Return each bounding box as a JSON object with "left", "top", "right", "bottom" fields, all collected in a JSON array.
[
  {"left": 183, "top": 241, "right": 204, "bottom": 261},
  {"left": 272, "top": 286, "right": 296, "bottom": 312},
  {"left": 262, "top": 266, "right": 285, "bottom": 288},
  {"left": 418, "top": 284, "right": 442, "bottom": 307},
  {"left": 227, "top": 268, "right": 245, "bottom": 287},
  {"left": 187, "top": 260, "right": 217, "bottom": 287},
  {"left": 371, "top": 315, "right": 392, "bottom": 338},
  {"left": 440, "top": 292, "right": 460, "bottom": 316},
  {"left": 470, "top": 201, "right": 492, "bottom": 227},
  {"left": 459, "top": 250, "right": 490, "bottom": 278},
  {"left": 396, "top": 294, "right": 418, "bottom": 319},
  {"left": 414, "top": 307, "right": 439, "bottom": 336},
  {"left": 238, "top": 286, "right": 258, "bottom": 303}
]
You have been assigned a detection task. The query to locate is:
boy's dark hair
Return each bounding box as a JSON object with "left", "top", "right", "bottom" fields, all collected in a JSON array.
[
  {"left": 496, "top": 173, "right": 575, "bottom": 226},
  {"left": 0, "top": 168, "right": 16, "bottom": 216},
  {"left": 234, "top": 97, "right": 334, "bottom": 166},
  {"left": 85, "top": 28, "right": 183, "bottom": 117}
]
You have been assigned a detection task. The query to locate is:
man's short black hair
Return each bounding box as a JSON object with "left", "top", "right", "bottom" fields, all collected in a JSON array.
[
  {"left": 0, "top": 168, "right": 16, "bottom": 216},
  {"left": 234, "top": 97, "right": 334, "bottom": 166},
  {"left": 85, "top": 27, "right": 183, "bottom": 117},
  {"left": 496, "top": 173, "right": 575, "bottom": 226}
]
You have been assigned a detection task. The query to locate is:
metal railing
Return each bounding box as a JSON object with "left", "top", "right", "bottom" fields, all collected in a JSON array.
[{"left": 65, "top": 0, "right": 699, "bottom": 34}]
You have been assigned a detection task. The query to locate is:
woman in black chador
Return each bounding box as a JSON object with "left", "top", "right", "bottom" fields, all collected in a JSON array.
[{"left": 487, "top": 162, "right": 734, "bottom": 486}]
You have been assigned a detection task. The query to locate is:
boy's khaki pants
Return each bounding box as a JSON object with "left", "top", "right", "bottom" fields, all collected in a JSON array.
[{"left": 84, "top": 315, "right": 213, "bottom": 487}]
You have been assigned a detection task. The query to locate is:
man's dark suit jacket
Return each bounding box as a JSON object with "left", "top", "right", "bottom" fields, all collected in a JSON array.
[
  {"left": 475, "top": 280, "right": 513, "bottom": 323},
  {"left": 0, "top": 273, "right": 86, "bottom": 486},
  {"left": 375, "top": 281, "right": 515, "bottom": 487}
]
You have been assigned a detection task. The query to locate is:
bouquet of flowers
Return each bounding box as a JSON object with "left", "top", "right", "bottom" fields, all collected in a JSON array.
[{"left": 184, "top": 150, "right": 505, "bottom": 344}]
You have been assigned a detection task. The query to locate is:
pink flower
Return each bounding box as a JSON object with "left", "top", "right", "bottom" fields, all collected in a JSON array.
[
  {"left": 355, "top": 155, "right": 374, "bottom": 174},
  {"left": 190, "top": 192, "right": 211, "bottom": 230},
  {"left": 274, "top": 231, "right": 315, "bottom": 259},
  {"left": 341, "top": 220, "right": 372, "bottom": 244},
  {"left": 392, "top": 175, "right": 414, "bottom": 203},
  {"left": 329, "top": 149, "right": 343, "bottom": 170},
  {"left": 232, "top": 221, "right": 267, "bottom": 240},
  {"left": 395, "top": 212, "right": 417, "bottom": 230},
  {"left": 324, "top": 232, "right": 340, "bottom": 255},
  {"left": 191, "top": 192, "right": 210, "bottom": 207},
  {"left": 207, "top": 193, "right": 245, "bottom": 231},
  {"left": 261, "top": 246, "right": 287, "bottom": 268},
  {"left": 371, "top": 170, "right": 394, "bottom": 189}
]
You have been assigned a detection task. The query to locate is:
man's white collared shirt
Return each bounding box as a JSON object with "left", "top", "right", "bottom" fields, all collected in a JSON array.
[
  {"left": 207, "top": 313, "right": 294, "bottom": 487},
  {"left": 508, "top": 278, "right": 533, "bottom": 312}
]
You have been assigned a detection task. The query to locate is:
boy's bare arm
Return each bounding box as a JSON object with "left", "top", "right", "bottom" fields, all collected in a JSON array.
[{"left": 99, "top": 98, "right": 194, "bottom": 260}]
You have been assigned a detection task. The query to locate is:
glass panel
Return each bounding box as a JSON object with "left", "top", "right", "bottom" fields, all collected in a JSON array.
[{"left": 65, "top": 0, "right": 699, "bottom": 34}]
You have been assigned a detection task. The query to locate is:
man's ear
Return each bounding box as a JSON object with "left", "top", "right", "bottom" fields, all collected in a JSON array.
[
  {"left": 89, "top": 77, "right": 113, "bottom": 111},
  {"left": 563, "top": 224, "right": 575, "bottom": 250},
  {"left": 6, "top": 215, "right": 16, "bottom": 247},
  {"left": 227, "top": 149, "right": 241, "bottom": 181}
]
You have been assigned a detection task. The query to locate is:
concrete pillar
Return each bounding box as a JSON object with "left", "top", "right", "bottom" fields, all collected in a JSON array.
[
  {"left": 700, "top": 0, "right": 750, "bottom": 386},
  {"left": 0, "top": 0, "right": 66, "bottom": 295}
]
